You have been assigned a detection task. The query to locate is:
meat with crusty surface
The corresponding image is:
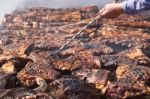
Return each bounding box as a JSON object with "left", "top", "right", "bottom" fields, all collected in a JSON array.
[
  {"left": 48, "top": 76, "right": 101, "bottom": 99},
  {"left": 49, "top": 53, "right": 100, "bottom": 71},
  {"left": 104, "top": 77, "right": 150, "bottom": 99},
  {"left": 17, "top": 60, "right": 61, "bottom": 87},
  {"left": 116, "top": 64, "right": 150, "bottom": 84},
  {"left": 73, "top": 69, "right": 114, "bottom": 90}
]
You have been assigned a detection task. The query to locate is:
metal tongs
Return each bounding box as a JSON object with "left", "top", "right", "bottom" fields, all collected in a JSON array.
[{"left": 46, "top": 0, "right": 119, "bottom": 58}]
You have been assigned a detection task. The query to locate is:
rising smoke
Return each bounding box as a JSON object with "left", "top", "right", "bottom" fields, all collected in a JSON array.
[
  {"left": 0, "top": 0, "right": 23, "bottom": 19},
  {"left": 22, "top": 0, "right": 112, "bottom": 8},
  {"left": 0, "top": 0, "right": 112, "bottom": 19}
]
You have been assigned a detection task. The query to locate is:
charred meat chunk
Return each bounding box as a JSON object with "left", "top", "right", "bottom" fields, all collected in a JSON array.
[
  {"left": 48, "top": 76, "right": 101, "bottom": 99},
  {"left": 105, "top": 77, "right": 149, "bottom": 99},
  {"left": 17, "top": 61, "right": 61, "bottom": 87},
  {"left": 73, "top": 69, "right": 114, "bottom": 90},
  {"left": 116, "top": 64, "right": 150, "bottom": 84}
]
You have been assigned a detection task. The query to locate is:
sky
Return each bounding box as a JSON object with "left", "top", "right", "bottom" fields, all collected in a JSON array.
[
  {"left": 0, "top": 0, "right": 24, "bottom": 19},
  {"left": 0, "top": 0, "right": 112, "bottom": 19},
  {"left": 23, "top": 0, "right": 111, "bottom": 8}
]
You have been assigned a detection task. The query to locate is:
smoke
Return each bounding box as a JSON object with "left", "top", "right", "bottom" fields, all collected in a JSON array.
[
  {"left": 0, "top": 0, "right": 23, "bottom": 19},
  {"left": 22, "top": 0, "right": 112, "bottom": 8},
  {"left": 0, "top": 0, "right": 112, "bottom": 19}
]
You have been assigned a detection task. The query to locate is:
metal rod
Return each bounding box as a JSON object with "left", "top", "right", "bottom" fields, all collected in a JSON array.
[
  {"left": 46, "top": 0, "right": 117, "bottom": 58},
  {"left": 55, "top": 16, "right": 101, "bottom": 54},
  {"left": 46, "top": 16, "right": 102, "bottom": 58}
]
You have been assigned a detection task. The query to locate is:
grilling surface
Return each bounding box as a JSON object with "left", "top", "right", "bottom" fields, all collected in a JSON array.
[{"left": 0, "top": 6, "right": 150, "bottom": 99}]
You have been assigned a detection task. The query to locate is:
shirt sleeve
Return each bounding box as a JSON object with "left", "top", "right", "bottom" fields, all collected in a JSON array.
[{"left": 122, "top": 0, "right": 150, "bottom": 15}]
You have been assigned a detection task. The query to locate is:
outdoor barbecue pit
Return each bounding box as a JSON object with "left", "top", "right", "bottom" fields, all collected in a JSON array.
[{"left": 0, "top": 5, "right": 150, "bottom": 99}]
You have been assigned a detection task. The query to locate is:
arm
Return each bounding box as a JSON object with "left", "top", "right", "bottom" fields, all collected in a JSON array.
[
  {"left": 99, "top": 0, "right": 150, "bottom": 19},
  {"left": 123, "top": 0, "right": 150, "bottom": 15}
]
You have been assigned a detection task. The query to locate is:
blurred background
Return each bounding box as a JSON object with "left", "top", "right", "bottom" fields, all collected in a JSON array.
[{"left": 0, "top": 0, "right": 112, "bottom": 19}]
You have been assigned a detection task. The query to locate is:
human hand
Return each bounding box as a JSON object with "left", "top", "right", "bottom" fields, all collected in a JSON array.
[{"left": 98, "top": 3, "right": 124, "bottom": 19}]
